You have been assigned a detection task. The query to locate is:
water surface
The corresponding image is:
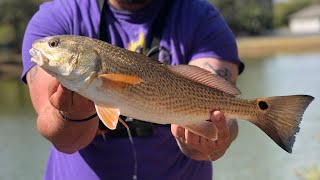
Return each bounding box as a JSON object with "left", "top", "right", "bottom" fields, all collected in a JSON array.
[{"left": 214, "top": 53, "right": 320, "bottom": 180}]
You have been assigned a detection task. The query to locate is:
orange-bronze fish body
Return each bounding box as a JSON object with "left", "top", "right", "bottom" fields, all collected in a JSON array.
[{"left": 30, "top": 35, "right": 314, "bottom": 153}]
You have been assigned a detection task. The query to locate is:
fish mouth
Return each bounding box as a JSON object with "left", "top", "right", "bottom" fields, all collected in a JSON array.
[
  {"left": 29, "top": 48, "right": 59, "bottom": 76},
  {"left": 29, "top": 48, "right": 48, "bottom": 66}
]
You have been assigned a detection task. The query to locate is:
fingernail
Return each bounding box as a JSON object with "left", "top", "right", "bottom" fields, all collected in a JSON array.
[{"left": 213, "top": 111, "right": 221, "bottom": 122}]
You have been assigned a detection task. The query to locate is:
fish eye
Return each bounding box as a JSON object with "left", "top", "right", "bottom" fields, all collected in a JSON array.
[
  {"left": 48, "top": 38, "right": 59, "bottom": 48},
  {"left": 258, "top": 101, "right": 269, "bottom": 110}
]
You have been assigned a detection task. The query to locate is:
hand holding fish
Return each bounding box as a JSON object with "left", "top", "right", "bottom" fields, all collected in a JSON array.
[
  {"left": 48, "top": 78, "right": 96, "bottom": 120},
  {"left": 172, "top": 111, "right": 237, "bottom": 161},
  {"left": 27, "top": 66, "right": 99, "bottom": 154}
]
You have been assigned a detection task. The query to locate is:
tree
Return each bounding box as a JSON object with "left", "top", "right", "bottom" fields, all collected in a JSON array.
[
  {"left": 210, "top": 0, "right": 273, "bottom": 35},
  {"left": 273, "top": 0, "right": 320, "bottom": 27},
  {"left": 0, "top": 0, "right": 45, "bottom": 52}
]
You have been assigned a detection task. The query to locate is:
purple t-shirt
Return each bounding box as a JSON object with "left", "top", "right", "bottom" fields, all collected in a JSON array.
[{"left": 22, "top": 0, "right": 241, "bottom": 179}]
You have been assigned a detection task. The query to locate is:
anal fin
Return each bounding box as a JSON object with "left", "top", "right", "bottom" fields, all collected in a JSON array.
[{"left": 183, "top": 121, "right": 218, "bottom": 141}]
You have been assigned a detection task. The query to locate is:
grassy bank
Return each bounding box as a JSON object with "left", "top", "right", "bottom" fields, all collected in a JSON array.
[{"left": 237, "top": 35, "right": 320, "bottom": 60}]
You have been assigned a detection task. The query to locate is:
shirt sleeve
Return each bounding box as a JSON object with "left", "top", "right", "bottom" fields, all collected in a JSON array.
[
  {"left": 189, "top": 2, "right": 244, "bottom": 73},
  {"left": 21, "top": 1, "right": 71, "bottom": 83}
]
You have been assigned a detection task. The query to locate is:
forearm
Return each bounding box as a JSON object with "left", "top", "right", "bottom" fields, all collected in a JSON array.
[
  {"left": 37, "top": 102, "right": 99, "bottom": 154},
  {"left": 26, "top": 66, "right": 99, "bottom": 154}
]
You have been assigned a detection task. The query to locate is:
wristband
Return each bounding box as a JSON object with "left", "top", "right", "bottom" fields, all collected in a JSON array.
[{"left": 59, "top": 111, "right": 98, "bottom": 122}]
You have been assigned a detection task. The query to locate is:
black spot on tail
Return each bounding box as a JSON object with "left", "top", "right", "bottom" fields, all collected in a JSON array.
[
  {"left": 258, "top": 101, "right": 269, "bottom": 110},
  {"left": 252, "top": 95, "right": 314, "bottom": 153}
]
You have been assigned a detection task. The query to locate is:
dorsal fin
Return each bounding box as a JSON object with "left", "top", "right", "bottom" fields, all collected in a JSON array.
[{"left": 167, "top": 65, "right": 240, "bottom": 96}]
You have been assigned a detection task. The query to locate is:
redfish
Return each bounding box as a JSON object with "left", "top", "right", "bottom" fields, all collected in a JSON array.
[{"left": 30, "top": 35, "right": 314, "bottom": 153}]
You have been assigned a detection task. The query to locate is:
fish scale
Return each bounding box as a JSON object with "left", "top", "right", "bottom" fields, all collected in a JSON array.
[{"left": 30, "top": 35, "right": 314, "bottom": 153}]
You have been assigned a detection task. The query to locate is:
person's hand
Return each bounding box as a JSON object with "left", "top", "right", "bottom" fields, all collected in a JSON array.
[
  {"left": 27, "top": 67, "right": 99, "bottom": 153},
  {"left": 171, "top": 111, "right": 238, "bottom": 161},
  {"left": 48, "top": 78, "right": 96, "bottom": 120}
]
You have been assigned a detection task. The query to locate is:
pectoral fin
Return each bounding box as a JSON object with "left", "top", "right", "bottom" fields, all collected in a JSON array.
[
  {"left": 95, "top": 104, "right": 120, "bottom": 130},
  {"left": 183, "top": 121, "right": 218, "bottom": 141},
  {"left": 98, "top": 74, "right": 143, "bottom": 89}
]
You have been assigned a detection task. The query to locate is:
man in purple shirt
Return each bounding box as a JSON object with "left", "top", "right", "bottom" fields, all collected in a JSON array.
[{"left": 22, "top": 0, "right": 243, "bottom": 179}]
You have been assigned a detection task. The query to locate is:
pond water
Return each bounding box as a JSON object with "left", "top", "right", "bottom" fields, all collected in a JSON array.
[
  {"left": 0, "top": 53, "right": 319, "bottom": 180},
  {"left": 214, "top": 53, "right": 320, "bottom": 180}
]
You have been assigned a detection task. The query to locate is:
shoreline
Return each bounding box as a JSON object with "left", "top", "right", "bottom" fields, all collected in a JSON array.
[{"left": 237, "top": 34, "right": 320, "bottom": 60}]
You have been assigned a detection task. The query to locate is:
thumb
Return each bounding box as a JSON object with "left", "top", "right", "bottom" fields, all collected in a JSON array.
[
  {"left": 49, "top": 83, "right": 73, "bottom": 111},
  {"left": 171, "top": 124, "right": 185, "bottom": 139},
  {"left": 47, "top": 78, "right": 60, "bottom": 98}
]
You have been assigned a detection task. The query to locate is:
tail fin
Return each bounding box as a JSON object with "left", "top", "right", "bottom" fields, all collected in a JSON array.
[{"left": 250, "top": 95, "right": 314, "bottom": 153}]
